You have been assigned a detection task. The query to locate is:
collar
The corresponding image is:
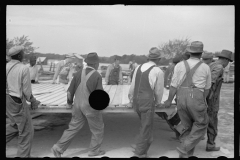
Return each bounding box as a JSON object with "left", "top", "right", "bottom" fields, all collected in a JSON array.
[
  {"left": 86, "top": 66, "right": 96, "bottom": 70},
  {"left": 148, "top": 61, "right": 157, "bottom": 66}
]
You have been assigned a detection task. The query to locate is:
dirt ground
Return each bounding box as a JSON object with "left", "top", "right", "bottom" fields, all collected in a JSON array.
[{"left": 6, "top": 83, "right": 235, "bottom": 158}]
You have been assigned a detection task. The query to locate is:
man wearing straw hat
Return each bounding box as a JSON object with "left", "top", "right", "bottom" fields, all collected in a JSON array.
[
  {"left": 128, "top": 47, "right": 164, "bottom": 158},
  {"left": 163, "top": 41, "right": 212, "bottom": 158},
  {"left": 51, "top": 52, "right": 105, "bottom": 157},
  {"left": 52, "top": 53, "right": 83, "bottom": 84},
  {"left": 205, "top": 50, "right": 233, "bottom": 152},
  {"left": 6, "top": 46, "right": 41, "bottom": 157},
  {"left": 201, "top": 52, "right": 214, "bottom": 65}
]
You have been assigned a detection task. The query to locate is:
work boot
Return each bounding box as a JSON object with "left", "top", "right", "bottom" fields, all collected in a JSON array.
[
  {"left": 201, "top": 137, "right": 205, "bottom": 140},
  {"left": 206, "top": 146, "right": 220, "bottom": 152},
  {"left": 51, "top": 145, "right": 62, "bottom": 157},
  {"left": 88, "top": 150, "right": 106, "bottom": 157},
  {"left": 132, "top": 154, "right": 148, "bottom": 158}
]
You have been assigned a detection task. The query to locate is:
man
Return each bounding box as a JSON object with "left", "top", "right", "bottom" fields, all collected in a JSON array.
[
  {"left": 129, "top": 60, "right": 138, "bottom": 83},
  {"left": 163, "top": 41, "right": 212, "bottom": 158},
  {"left": 6, "top": 46, "right": 41, "bottom": 157},
  {"left": 206, "top": 50, "right": 233, "bottom": 152},
  {"left": 28, "top": 55, "right": 40, "bottom": 84},
  {"left": 164, "top": 55, "right": 182, "bottom": 89},
  {"left": 51, "top": 52, "right": 105, "bottom": 157},
  {"left": 128, "top": 47, "right": 164, "bottom": 158},
  {"left": 202, "top": 52, "right": 214, "bottom": 65},
  {"left": 52, "top": 53, "right": 83, "bottom": 84},
  {"left": 182, "top": 51, "right": 190, "bottom": 61},
  {"left": 105, "top": 56, "right": 123, "bottom": 85}
]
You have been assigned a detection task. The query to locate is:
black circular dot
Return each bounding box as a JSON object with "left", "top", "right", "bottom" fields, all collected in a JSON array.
[{"left": 89, "top": 90, "right": 110, "bottom": 110}]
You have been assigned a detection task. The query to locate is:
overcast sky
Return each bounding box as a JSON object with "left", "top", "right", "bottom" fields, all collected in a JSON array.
[{"left": 7, "top": 5, "right": 234, "bottom": 56}]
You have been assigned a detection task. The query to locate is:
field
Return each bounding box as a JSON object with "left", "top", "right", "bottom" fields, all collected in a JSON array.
[{"left": 6, "top": 83, "right": 234, "bottom": 158}]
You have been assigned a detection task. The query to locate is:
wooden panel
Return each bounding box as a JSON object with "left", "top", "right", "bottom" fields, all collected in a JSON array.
[
  {"left": 32, "top": 84, "right": 55, "bottom": 91},
  {"left": 43, "top": 91, "right": 66, "bottom": 105},
  {"left": 104, "top": 85, "right": 112, "bottom": 93},
  {"left": 108, "top": 85, "right": 118, "bottom": 104},
  {"left": 50, "top": 92, "right": 67, "bottom": 106},
  {"left": 33, "top": 85, "right": 64, "bottom": 96},
  {"left": 36, "top": 90, "right": 64, "bottom": 102},
  {"left": 111, "top": 85, "right": 123, "bottom": 105},
  {"left": 34, "top": 87, "right": 64, "bottom": 99},
  {"left": 121, "top": 85, "right": 130, "bottom": 105}
]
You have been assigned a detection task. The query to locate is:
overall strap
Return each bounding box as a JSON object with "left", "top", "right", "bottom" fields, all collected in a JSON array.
[
  {"left": 6, "top": 62, "right": 20, "bottom": 94},
  {"left": 189, "top": 61, "right": 203, "bottom": 87}
]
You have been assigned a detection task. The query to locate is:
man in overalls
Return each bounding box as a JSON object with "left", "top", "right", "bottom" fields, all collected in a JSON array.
[
  {"left": 128, "top": 47, "right": 164, "bottom": 158},
  {"left": 206, "top": 50, "right": 233, "bottom": 152},
  {"left": 51, "top": 52, "right": 105, "bottom": 157},
  {"left": 164, "top": 41, "right": 212, "bottom": 158},
  {"left": 201, "top": 52, "right": 214, "bottom": 65},
  {"left": 105, "top": 56, "right": 123, "bottom": 85},
  {"left": 6, "top": 46, "right": 41, "bottom": 157}
]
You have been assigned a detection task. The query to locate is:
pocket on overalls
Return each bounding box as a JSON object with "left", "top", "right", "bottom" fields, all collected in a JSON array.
[
  {"left": 191, "top": 89, "right": 207, "bottom": 112},
  {"left": 6, "top": 95, "right": 24, "bottom": 114}
]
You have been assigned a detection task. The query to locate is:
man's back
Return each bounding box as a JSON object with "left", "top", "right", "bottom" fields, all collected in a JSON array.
[{"left": 6, "top": 60, "right": 32, "bottom": 100}]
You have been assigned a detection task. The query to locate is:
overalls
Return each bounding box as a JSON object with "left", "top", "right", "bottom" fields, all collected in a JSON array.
[
  {"left": 54, "top": 68, "right": 104, "bottom": 154},
  {"left": 176, "top": 61, "right": 209, "bottom": 157},
  {"left": 6, "top": 62, "right": 34, "bottom": 157},
  {"left": 132, "top": 64, "right": 155, "bottom": 156},
  {"left": 206, "top": 66, "right": 223, "bottom": 148},
  {"left": 108, "top": 65, "right": 120, "bottom": 85}
]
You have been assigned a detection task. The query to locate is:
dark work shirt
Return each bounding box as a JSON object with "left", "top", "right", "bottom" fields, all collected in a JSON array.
[{"left": 67, "top": 67, "right": 103, "bottom": 105}]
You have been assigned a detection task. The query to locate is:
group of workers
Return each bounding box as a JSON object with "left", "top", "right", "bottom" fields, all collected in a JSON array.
[{"left": 6, "top": 41, "right": 233, "bottom": 158}]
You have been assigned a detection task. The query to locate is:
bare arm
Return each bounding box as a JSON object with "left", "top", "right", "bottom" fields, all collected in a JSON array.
[
  {"left": 154, "top": 69, "right": 164, "bottom": 106},
  {"left": 22, "top": 67, "right": 32, "bottom": 102}
]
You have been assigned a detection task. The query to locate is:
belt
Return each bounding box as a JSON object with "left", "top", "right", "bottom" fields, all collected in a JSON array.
[{"left": 179, "top": 86, "right": 204, "bottom": 92}]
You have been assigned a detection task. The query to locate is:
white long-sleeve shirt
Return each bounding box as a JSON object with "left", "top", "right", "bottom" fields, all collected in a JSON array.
[{"left": 128, "top": 61, "right": 164, "bottom": 106}]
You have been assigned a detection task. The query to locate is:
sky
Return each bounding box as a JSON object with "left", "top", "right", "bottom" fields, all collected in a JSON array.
[{"left": 6, "top": 5, "right": 234, "bottom": 56}]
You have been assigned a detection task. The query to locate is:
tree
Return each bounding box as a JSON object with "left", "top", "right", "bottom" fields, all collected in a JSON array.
[
  {"left": 6, "top": 35, "right": 39, "bottom": 54},
  {"left": 158, "top": 38, "right": 191, "bottom": 59}
]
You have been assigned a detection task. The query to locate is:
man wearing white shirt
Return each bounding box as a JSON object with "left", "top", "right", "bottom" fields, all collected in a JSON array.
[{"left": 128, "top": 47, "right": 164, "bottom": 158}]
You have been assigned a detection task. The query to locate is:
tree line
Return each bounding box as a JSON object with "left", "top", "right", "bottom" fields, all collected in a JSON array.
[{"left": 7, "top": 35, "right": 234, "bottom": 66}]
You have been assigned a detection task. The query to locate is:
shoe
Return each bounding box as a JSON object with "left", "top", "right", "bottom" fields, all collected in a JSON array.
[
  {"left": 51, "top": 146, "right": 62, "bottom": 157},
  {"left": 206, "top": 146, "right": 220, "bottom": 152},
  {"left": 132, "top": 154, "right": 148, "bottom": 158},
  {"left": 201, "top": 137, "right": 205, "bottom": 140},
  {"left": 88, "top": 150, "right": 106, "bottom": 157}
]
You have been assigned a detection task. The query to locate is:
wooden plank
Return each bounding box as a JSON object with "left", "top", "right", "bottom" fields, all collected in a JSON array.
[
  {"left": 104, "top": 85, "right": 112, "bottom": 94},
  {"left": 43, "top": 91, "right": 66, "bottom": 105},
  {"left": 36, "top": 90, "right": 65, "bottom": 102},
  {"left": 50, "top": 93, "right": 67, "bottom": 105},
  {"left": 111, "top": 85, "right": 123, "bottom": 105},
  {"left": 32, "top": 84, "right": 54, "bottom": 91},
  {"left": 122, "top": 85, "right": 130, "bottom": 105},
  {"left": 34, "top": 87, "right": 64, "bottom": 99},
  {"left": 34, "top": 84, "right": 63, "bottom": 92},
  {"left": 108, "top": 85, "right": 118, "bottom": 104}
]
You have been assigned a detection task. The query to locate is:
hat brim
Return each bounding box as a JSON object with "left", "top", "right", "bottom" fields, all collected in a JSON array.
[
  {"left": 217, "top": 55, "right": 233, "bottom": 62},
  {"left": 84, "top": 59, "right": 99, "bottom": 64},
  {"left": 186, "top": 47, "right": 203, "bottom": 53},
  {"left": 147, "top": 55, "right": 161, "bottom": 59}
]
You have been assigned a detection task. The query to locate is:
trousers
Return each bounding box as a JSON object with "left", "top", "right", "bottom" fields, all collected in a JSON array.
[
  {"left": 54, "top": 106, "right": 104, "bottom": 154},
  {"left": 6, "top": 94, "right": 34, "bottom": 157},
  {"left": 177, "top": 88, "right": 209, "bottom": 157}
]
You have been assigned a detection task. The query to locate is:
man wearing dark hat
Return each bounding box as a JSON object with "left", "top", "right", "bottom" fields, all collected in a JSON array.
[
  {"left": 202, "top": 52, "right": 214, "bottom": 65},
  {"left": 163, "top": 41, "right": 212, "bottom": 158},
  {"left": 105, "top": 55, "right": 123, "bottom": 85},
  {"left": 51, "top": 52, "right": 105, "bottom": 157},
  {"left": 205, "top": 50, "right": 233, "bottom": 152},
  {"left": 28, "top": 55, "right": 40, "bottom": 84},
  {"left": 128, "top": 47, "right": 164, "bottom": 157},
  {"left": 6, "top": 46, "right": 41, "bottom": 157}
]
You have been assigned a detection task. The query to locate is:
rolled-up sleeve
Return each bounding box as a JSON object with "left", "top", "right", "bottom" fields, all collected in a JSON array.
[
  {"left": 128, "top": 65, "right": 139, "bottom": 103},
  {"left": 205, "top": 66, "right": 212, "bottom": 89},
  {"left": 154, "top": 69, "right": 164, "bottom": 105},
  {"left": 22, "top": 67, "right": 32, "bottom": 101},
  {"left": 170, "top": 63, "right": 181, "bottom": 88}
]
